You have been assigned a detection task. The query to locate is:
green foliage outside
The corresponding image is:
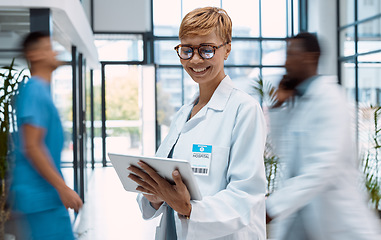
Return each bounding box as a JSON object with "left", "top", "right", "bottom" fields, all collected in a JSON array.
[
  {"left": 156, "top": 82, "right": 174, "bottom": 127},
  {"left": 361, "top": 106, "right": 381, "bottom": 211},
  {"left": 106, "top": 69, "right": 139, "bottom": 138},
  {"left": 105, "top": 73, "right": 139, "bottom": 121}
]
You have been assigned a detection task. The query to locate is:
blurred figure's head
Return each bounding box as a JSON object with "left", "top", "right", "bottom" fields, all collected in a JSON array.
[
  {"left": 22, "top": 31, "right": 61, "bottom": 73},
  {"left": 179, "top": 7, "right": 232, "bottom": 43},
  {"left": 285, "top": 32, "right": 321, "bottom": 83}
]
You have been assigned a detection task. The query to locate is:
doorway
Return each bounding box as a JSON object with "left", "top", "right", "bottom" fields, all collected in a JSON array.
[{"left": 100, "top": 64, "right": 156, "bottom": 166}]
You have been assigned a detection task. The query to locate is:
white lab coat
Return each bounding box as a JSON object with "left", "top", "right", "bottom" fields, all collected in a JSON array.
[
  {"left": 137, "top": 76, "right": 267, "bottom": 240},
  {"left": 266, "top": 76, "right": 381, "bottom": 240}
]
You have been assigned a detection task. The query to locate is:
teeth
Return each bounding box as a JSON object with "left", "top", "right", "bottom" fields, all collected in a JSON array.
[{"left": 192, "top": 67, "right": 207, "bottom": 72}]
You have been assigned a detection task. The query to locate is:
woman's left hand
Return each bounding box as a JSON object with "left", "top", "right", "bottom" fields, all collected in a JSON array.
[{"left": 128, "top": 161, "right": 192, "bottom": 217}]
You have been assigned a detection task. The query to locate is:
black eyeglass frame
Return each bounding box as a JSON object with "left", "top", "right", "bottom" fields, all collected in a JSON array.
[{"left": 174, "top": 42, "right": 230, "bottom": 60}]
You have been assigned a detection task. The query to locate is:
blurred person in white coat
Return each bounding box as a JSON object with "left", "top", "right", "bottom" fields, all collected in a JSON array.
[
  {"left": 128, "top": 7, "right": 267, "bottom": 240},
  {"left": 266, "top": 32, "right": 381, "bottom": 240}
]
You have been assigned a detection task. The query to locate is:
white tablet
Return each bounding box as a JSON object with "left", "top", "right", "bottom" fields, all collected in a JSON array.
[{"left": 108, "top": 153, "right": 202, "bottom": 200}]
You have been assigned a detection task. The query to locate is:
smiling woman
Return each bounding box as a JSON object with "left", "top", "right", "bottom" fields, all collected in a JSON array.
[{"left": 132, "top": 7, "right": 267, "bottom": 240}]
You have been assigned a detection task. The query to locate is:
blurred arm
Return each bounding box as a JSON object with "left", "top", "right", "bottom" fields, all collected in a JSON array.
[{"left": 22, "top": 124, "right": 83, "bottom": 211}]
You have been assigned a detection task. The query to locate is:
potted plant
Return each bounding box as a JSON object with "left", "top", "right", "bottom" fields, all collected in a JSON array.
[
  {"left": 361, "top": 105, "right": 381, "bottom": 217},
  {"left": 253, "top": 76, "right": 280, "bottom": 195},
  {"left": 0, "top": 58, "right": 28, "bottom": 239}
]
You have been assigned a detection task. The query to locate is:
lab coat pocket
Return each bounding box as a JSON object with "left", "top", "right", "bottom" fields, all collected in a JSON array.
[
  {"left": 211, "top": 146, "right": 230, "bottom": 177},
  {"left": 194, "top": 146, "right": 230, "bottom": 196},
  {"left": 212, "top": 145, "right": 230, "bottom": 163}
]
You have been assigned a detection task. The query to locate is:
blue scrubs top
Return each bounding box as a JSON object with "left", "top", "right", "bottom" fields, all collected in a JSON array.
[{"left": 11, "top": 76, "right": 64, "bottom": 214}]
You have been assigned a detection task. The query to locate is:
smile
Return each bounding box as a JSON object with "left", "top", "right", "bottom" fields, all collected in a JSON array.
[{"left": 191, "top": 67, "right": 209, "bottom": 73}]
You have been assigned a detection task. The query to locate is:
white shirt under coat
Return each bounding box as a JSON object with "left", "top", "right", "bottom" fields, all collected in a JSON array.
[{"left": 137, "top": 75, "right": 267, "bottom": 240}]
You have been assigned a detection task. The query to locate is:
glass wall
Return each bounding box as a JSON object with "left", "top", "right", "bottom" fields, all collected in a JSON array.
[
  {"left": 93, "top": 33, "right": 146, "bottom": 165},
  {"left": 93, "top": 69, "right": 103, "bottom": 165},
  {"left": 153, "top": 0, "right": 298, "bottom": 144},
  {"left": 86, "top": 68, "right": 94, "bottom": 173},
  {"left": 52, "top": 65, "right": 74, "bottom": 188}
]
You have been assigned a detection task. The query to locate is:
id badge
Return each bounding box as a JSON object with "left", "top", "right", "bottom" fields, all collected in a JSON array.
[{"left": 191, "top": 144, "right": 212, "bottom": 176}]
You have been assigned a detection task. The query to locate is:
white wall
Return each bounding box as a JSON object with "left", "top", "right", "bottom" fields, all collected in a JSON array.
[
  {"left": 93, "top": 0, "right": 151, "bottom": 32},
  {"left": 308, "top": 0, "right": 337, "bottom": 76}
]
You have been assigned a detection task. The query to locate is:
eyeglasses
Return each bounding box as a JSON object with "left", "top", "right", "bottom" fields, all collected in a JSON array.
[{"left": 174, "top": 42, "right": 230, "bottom": 60}]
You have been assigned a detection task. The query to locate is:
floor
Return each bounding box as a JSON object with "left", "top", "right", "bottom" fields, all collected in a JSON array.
[
  {"left": 75, "top": 168, "right": 277, "bottom": 240},
  {"left": 7, "top": 167, "right": 276, "bottom": 239},
  {"left": 73, "top": 167, "right": 160, "bottom": 240}
]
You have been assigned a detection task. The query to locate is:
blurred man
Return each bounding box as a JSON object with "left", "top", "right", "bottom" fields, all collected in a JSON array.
[
  {"left": 11, "top": 31, "right": 83, "bottom": 240},
  {"left": 266, "top": 32, "right": 381, "bottom": 240}
]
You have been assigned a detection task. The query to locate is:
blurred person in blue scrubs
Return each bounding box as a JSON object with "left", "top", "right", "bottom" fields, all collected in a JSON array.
[
  {"left": 266, "top": 32, "right": 381, "bottom": 240},
  {"left": 10, "top": 31, "right": 83, "bottom": 240},
  {"left": 128, "top": 7, "right": 267, "bottom": 240}
]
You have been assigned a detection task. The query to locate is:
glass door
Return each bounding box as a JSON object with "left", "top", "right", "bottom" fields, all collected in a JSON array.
[{"left": 102, "top": 64, "right": 155, "bottom": 165}]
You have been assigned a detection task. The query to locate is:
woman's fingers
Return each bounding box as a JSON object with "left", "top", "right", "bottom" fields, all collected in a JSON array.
[
  {"left": 128, "top": 165, "right": 158, "bottom": 187},
  {"left": 137, "top": 161, "right": 168, "bottom": 186},
  {"left": 129, "top": 162, "right": 191, "bottom": 214},
  {"left": 172, "top": 170, "right": 186, "bottom": 191},
  {"left": 128, "top": 165, "right": 149, "bottom": 178},
  {"left": 128, "top": 173, "right": 156, "bottom": 193},
  {"left": 136, "top": 185, "right": 155, "bottom": 195}
]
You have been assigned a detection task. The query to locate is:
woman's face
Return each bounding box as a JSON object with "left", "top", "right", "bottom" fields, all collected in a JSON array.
[{"left": 179, "top": 31, "right": 231, "bottom": 87}]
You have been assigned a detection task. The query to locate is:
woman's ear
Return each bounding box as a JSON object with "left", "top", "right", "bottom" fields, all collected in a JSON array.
[{"left": 224, "top": 43, "right": 231, "bottom": 60}]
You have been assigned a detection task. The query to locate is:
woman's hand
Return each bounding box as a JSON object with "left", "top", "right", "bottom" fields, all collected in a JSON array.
[{"left": 128, "top": 161, "right": 192, "bottom": 216}]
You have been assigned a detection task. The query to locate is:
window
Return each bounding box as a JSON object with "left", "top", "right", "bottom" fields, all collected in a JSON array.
[
  {"left": 94, "top": 34, "right": 144, "bottom": 62},
  {"left": 338, "top": 0, "right": 381, "bottom": 152}
]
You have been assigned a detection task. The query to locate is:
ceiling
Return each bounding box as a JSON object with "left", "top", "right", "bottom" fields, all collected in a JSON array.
[
  {"left": 0, "top": 9, "right": 29, "bottom": 66},
  {"left": 0, "top": 8, "right": 29, "bottom": 42},
  {"left": 0, "top": 1, "right": 99, "bottom": 68}
]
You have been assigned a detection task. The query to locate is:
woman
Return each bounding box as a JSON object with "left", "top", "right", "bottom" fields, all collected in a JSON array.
[{"left": 128, "top": 7, "right": 267, "bottom": 240}]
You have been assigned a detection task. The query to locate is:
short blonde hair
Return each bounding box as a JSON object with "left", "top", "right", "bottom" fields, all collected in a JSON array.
[{"left": 179, "top": 7, "right": 232, "bottom": 43}]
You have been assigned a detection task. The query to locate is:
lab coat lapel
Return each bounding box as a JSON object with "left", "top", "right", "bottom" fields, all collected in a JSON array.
[
  {"left": 155, "top": 104, "right": 194, "bottom": 158},
  {"left": 181, "top": 76, "right": 233, "bottom": 133},
  {"left": 160, "top": 76, "right": 234, "bottom": 156},
  {"left": 174, "top": 104, "right": 193, "bottom": 134},
  {"left": 206, "top": 75, "right": 233, "bottom": 111},
  {"left": 181, "top": 106, "right": 207, "bottom": 133}
]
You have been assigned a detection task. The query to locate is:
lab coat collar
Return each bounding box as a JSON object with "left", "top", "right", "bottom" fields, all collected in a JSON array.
[
  {"left": 302, "top": 75, "right": 338, "bottom": 97},
  {"left": 207, "top": 75, "right": 234, "bottom": 111},
  {"left": 188, "top": 75, "right": 234, "bottom": 111},
  {"left": 174, "top": 75, "right": 234, "bottom": 133}
]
